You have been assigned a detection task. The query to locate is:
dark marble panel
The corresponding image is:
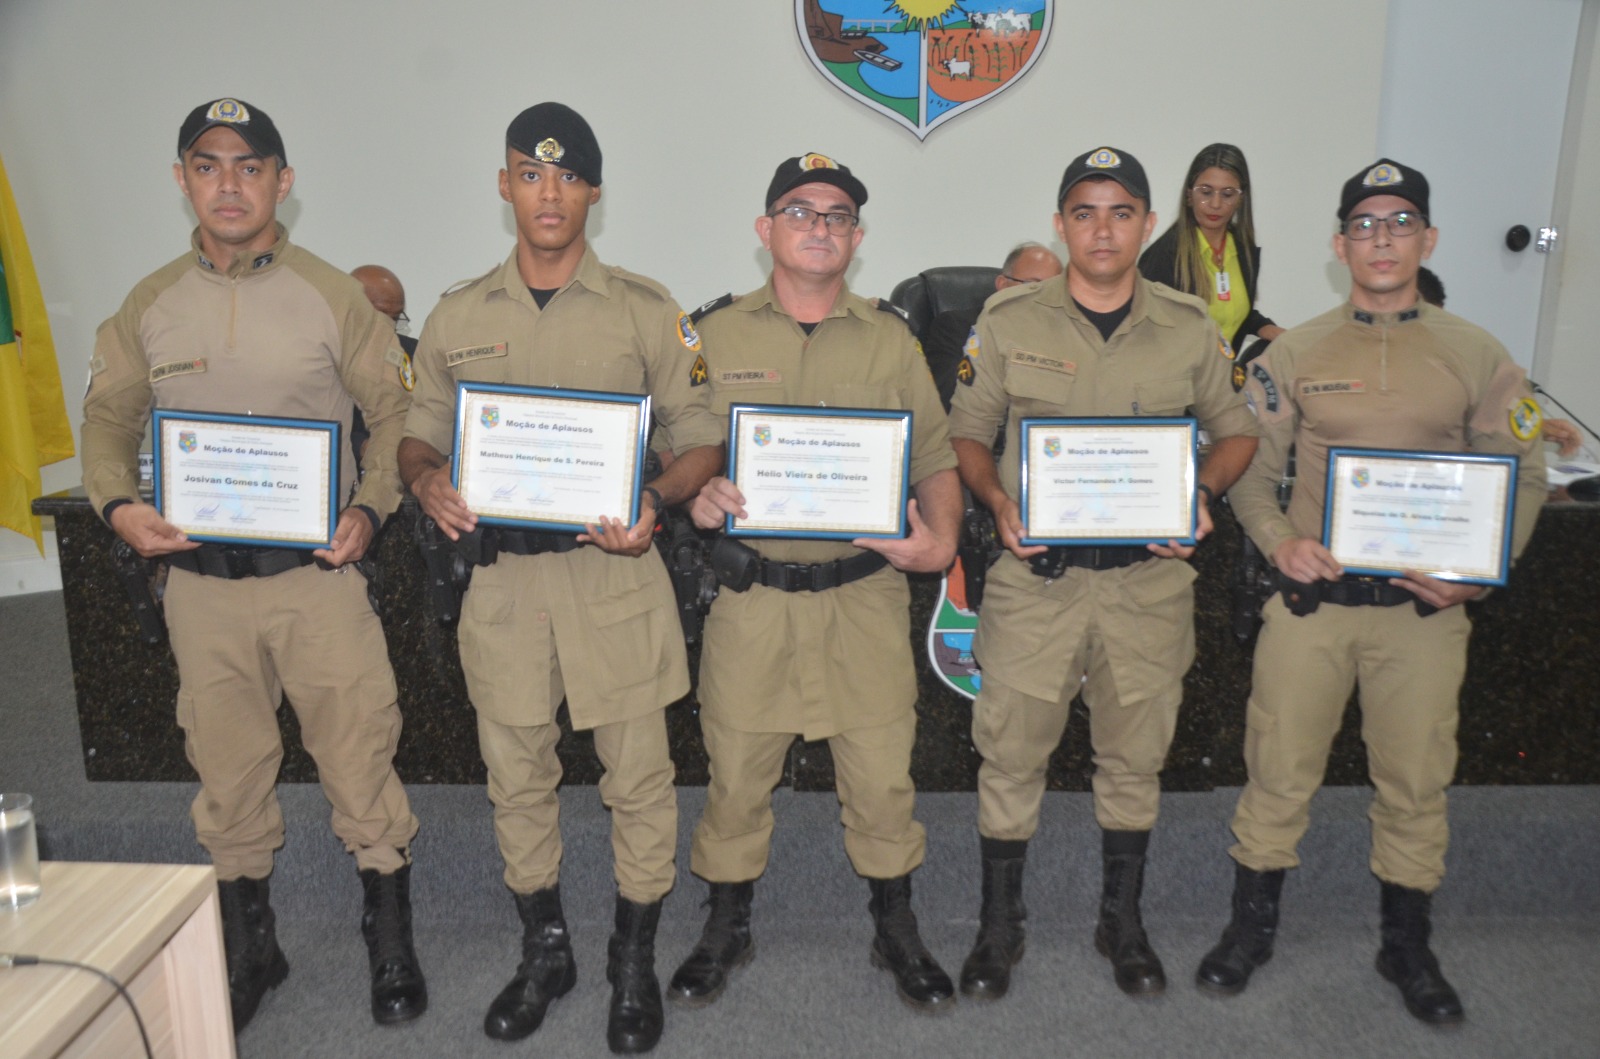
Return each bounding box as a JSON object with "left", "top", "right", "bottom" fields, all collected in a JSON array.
[{"left": 36, "top": 492, "right": 1600, "bottom": 790}]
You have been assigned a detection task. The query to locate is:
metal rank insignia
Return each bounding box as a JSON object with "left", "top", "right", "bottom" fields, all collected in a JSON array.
[
  {"left": 1088, "top": 148, "right": 1122, "bottom": 169},
  {"left": 535, "top": 138, "right": 565, "bottom": 163},
  {"left": 207, "top": 98, "right": 249, "bottom": 123}
]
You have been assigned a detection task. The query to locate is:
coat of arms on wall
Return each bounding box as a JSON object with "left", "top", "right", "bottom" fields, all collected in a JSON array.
[{"left": 796, "top": 0, "right": 1052, "bottom": 140}]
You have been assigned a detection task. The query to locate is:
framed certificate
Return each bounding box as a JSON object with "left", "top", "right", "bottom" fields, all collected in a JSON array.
[
  {"left": 1018, "top": 417, "right": 1198, "bottom": 546},
  {"left": 726, "top": 404, "right": 912, "bottom": 540},
  {"left": 151, "top": 409, "right": 339, "bottom": 549},
  {"left": 1323, "top": 447, "right": 1518, "bottom": 586},
  {"left": 451, "top": 382, "right": 649, "bottom": 532}
]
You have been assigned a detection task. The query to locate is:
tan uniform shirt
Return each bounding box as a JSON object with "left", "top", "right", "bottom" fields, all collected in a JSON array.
[
  {"left": 82, "top": 225, "right": 411, "bottom": 520},
  {"left": 403, "top": 246, "right": 722, "bottom": 729},
  {"left": 1231, "top": 302, "right": 1547, "bottom": 564},
  {"left": 695, "top": 279, "right": 957, "bottom": 738}
]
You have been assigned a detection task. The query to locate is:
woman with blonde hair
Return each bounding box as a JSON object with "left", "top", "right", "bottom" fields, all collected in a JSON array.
[{"left": 1140, "top": 143, "right": 1283, "bottom": 352}]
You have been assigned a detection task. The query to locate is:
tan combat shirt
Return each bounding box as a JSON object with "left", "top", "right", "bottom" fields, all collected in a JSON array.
[
  {"left": 82, "top": 225, "right": 412, "bottom": 521},
  {"left": 1231, "top": 301, "right": 1547, "bottom": 564},
  {"left": 403, "top": 246, "right": 722, "bottom": 729},
  {"left": 695, "top": 279, "right": 958, "bottom": 738}
]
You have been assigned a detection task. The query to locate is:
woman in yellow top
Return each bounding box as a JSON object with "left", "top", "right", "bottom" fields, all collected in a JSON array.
[{"left": 1139, "top": 143, "right": 1284, "bottom": 354}]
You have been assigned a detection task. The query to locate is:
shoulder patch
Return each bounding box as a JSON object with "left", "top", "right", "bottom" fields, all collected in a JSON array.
[
  {"left": 385, "top": 346, "right": 416, "bottom": 391},
  {"left": 1218, "top": 328, "right": 1235, "bottom": 360},
  {"left": 1510, "top": 396, "right": 1542, "bottom": 441},
  {"left": 676, "top": 312, "right": 702, "bottom": 352},
  {"left": 606, "top": 266, "right": 672, "bottom": 301},
  {"left": 1232, "top": 362, "right": 1246, "bottom": 392},
  {"left": 440, "top": 263, "right": 498, "bottom": 299},
  {"left": 956, "top": 355, "right": 976, "bottom": 387},
  {"left": 963, "top": 326, "right": 981, "bottom": 359},
  {"left": 689, "top": 354, "right": 709, "bottom": 387},
  {"left": 1250, "top": 362, "right": 1279, "bottom": 413},
  {"left": 690, "top": 292, "right": 734, "bottom": 324},
  {"left": 874, "top": 298, "right": 914, "bottom": 330}
]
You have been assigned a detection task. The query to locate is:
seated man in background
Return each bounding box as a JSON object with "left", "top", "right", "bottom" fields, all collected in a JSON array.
[{"left": 922, "top": 243, "right": 1061, "bottom": 411}]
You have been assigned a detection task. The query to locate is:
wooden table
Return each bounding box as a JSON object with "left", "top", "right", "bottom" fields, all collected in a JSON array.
[{"left": 0, "top": 862, "right": 234, "bottom": 1059}]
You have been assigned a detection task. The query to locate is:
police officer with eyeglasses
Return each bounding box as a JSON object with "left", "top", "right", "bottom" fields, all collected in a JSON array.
[{"left": 1197, "top": 159, "right": 1548, "bottom": 1025}]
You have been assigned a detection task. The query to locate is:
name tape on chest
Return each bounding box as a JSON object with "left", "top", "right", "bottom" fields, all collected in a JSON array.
[
  {"left": 149, "top": 358, "right": 207, "bottom": 383},
  {"left": 445, "top": 342, "right": 508, "bottom": 368},
  {"left": 1008, "top": 349, "right": 1076, "bottom": 375},
  {"left": 715, "top": 368, "right": 784, "bottom": 386},
  {"left": 1300, "top": 379, "right": 1366, "bottom": 397}
]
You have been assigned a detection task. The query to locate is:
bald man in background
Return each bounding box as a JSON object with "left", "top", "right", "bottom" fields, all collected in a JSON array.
[
  {"left": 922, "top": 244, "right": 1062, "bottom": 411},
  {"left": 350, "top": 266, "right": 416, "bottom": 464}
]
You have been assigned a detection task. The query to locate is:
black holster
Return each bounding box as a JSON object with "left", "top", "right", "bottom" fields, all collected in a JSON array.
[
  {"left": 415, "top": 514, "right": 473, "bottom": 627},
  {"left": 958, "top": 506, "right": 1001, "bottom": 612},
  {"left": 111, "top": 539, "right": 167, "bottom": 645},
  {"left": 654, "top": 511, "right": 718, "bottom": 646}
]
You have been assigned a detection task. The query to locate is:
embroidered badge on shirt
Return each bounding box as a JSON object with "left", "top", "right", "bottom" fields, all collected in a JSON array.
[
  {"left": 1300, "top": 380, "right": 1366, "bottom": 396},
  {"left": 1218, "top": 330, "right": 1235, "bottom": 360},
  {"left": 1008, "top": 349, "right": 1075, "bottom": 374},
  {"left": 1232, "top": 362, "right": 1246, "bottom": 392},
  {"left": 1250, "top": 362, "right": 1278, "bottom": 413},
  {"left": 1510, "top": 396, "right": 1543, "bottom": 441},
  {"left": 689, "top": 355, "right": 709, "bottom": 387},
  {"left": 963, "top": 327, "right": 980, "bottom": 359},
  {"left": 956, "top": 355, "right": 976, "bottom": 386},
  {"left": 149, "top": 358, "right": 207, "bottom": 383},
  {"left": 677, "top": 312, "right": 702, "bottom": 351},
  {"left": 445, "top": 343, "right": 508, "bottom": 368},
  {"left": 715, "top": 368, "right": 782, "bottom": 386}
]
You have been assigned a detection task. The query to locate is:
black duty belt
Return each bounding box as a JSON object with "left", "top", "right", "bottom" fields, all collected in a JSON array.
[
  {"left": 755, "top": 551, "right": 888, "bottom": 592},
  {"left": 495, "top": 528, "right": 582, "bottom": 557},
  {"left": 1029, "top": 545, "right": 1151, "bottom": 578},
  {"left": 168, "top": 544, "right": 316, "bottom": 580},
  {"left": 1318, "top": 575, "right": 1415, "bottom": 607}
]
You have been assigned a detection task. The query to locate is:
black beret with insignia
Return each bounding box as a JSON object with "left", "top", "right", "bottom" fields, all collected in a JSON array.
[{"left": 507, "top": 102, "right": 602, "bottom": 186}]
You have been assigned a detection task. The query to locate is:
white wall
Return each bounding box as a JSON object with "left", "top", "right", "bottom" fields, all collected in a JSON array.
[{"left": 0, "top": 0, "right": 1391, "bottom": 585}]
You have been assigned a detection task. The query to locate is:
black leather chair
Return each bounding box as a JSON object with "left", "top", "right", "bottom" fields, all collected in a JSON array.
[{"left": 889, "top": 265, "right": 1002, "bottom": 343}]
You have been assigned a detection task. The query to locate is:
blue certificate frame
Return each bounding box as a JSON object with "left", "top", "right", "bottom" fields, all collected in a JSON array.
[
  {"left": 451, "top": 382, "right": 650, "bottom": 533},
  {"left": 1322, "top": 446, "right": 1518, "bottom": 586},
  {"left": 725, "top": 403, "right": 913, "bottom": 541},
  {"left": 1018, "top": 416, "right": 1198, "bottom": 546},
  {"left": 151, "top": 408, "right": 340, "bottom": 549}
]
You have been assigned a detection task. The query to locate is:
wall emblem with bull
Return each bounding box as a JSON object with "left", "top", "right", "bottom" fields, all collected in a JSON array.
[{"left": 795, "top": 0, "right": 1053, "bottom": 140}]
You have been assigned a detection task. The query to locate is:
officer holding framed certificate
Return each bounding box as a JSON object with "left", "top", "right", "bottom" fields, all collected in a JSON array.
[
  {"left": 1199, "top": 160, "right": 1548, "bottom": 1025},
  {"left": 397, "top": 102, "right": 722, "bottom": 1055},
  {"left": 669, "top": 154, "right": 963, "bottom": 1015},
  {"left": 80, "top": 98, "right": 426, "bottom": 1033},
  {"left": 947, "top": 146, "right": 1260, "bottom": 1001}
]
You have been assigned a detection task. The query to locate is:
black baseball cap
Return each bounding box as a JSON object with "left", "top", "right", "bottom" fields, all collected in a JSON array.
[
  {"left": 765, "top": 153, "right": 868, "bottom": 210},
  {"left": 506, "top": 103, "right": 602, "bottom": 186},
  {"left": 177, "top": 98, "right": 286, "bottom": 164},
  {"left": 1338, "top": 158, "right": 1430, "bottom": 221},
  {"left": 1057, "top": 146, "right": 1149, "bottom": 208}
]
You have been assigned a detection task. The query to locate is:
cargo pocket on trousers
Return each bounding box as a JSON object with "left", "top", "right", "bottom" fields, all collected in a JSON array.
[
  {"left": 586, "top": 589, "right": 668, "bottom": 696},
  {"left": 459, "top": 579, "right": 544, "bottom": 715},
  {"left": 1110, "top": 560, "right": 1197, "bottom": 703}
]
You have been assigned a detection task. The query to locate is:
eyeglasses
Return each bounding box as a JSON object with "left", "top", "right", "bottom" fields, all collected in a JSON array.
[
  {"left": 1191, "top": 184, "right": 1243, "bottom": 203},
  {"left": 1342, "top": 211, "right": 1426, "bottom": 240},
  {"left": 770, "top": 205, "right": 859, "bottom": 235},
  {"left": 394, "top": 311, "right": 410, "bottom": 325}
]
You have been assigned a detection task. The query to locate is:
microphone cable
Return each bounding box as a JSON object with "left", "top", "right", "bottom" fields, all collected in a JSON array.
[{"left": 1, "top": 952, "right": 155, "bottom": 1059}]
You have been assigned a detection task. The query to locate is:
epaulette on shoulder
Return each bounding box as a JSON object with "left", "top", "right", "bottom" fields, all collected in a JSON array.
[
  {"left": 606, "top": 265, "right": 672, "bottom": 302},
  {"left": 984, "top": 283, "right": 1036, "bottom": 312},
  {"left": 1146, "top": 280, "right": 1209, "bottom": 317},
  {"left": 690, "top": 292, "right": 734, "bottom": 324},
  {"left": 438, "top": 263, "right": 499, "bottom": 299},
  {"left": 873, "top": 298, "right": 914, "bottom": 330}
]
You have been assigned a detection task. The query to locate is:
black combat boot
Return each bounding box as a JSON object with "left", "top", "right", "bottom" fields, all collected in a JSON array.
[
  {"left": 1196, "top": 862, "right": 1287, "bottom": 995},
  {"left": 358, "top": 863, "right": 428, "bottom": 1024},
  {"left": 959, "top": 837, "right": 1028, "bottom": 1000},
  {"left": 217, "top": 875, "right": 290, "bottom": 1032},
  {"left": 667, "top": 880, "right": 755, "bottom": 1007},
  {"left": 868, "top": 875, "right": 956, "bottom": 1013},
  {"left": 1092, "top": 829, "right": 1166, "bottom": 996},
  {"left": 606, "top": 896, "right": 665, "bottom": 1054},
  {"left": 1375, "top": 881, "right": 1464, "bottom": 1025},
  {"left": 484, "top": 886, "right": 578, "bottom": 1040}
]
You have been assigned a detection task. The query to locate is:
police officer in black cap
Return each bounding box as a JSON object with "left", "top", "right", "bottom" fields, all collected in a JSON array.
[{"left": 399, "top": 102, "right": 722, "bottom": 1054}]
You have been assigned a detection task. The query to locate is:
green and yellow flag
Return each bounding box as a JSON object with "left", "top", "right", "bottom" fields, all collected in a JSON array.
[{"left": 0, "top": 152, "right": 74, "bottom": 552}]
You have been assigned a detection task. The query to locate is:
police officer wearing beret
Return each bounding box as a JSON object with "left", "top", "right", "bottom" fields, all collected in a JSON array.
[
  {"left": 398, "top": 102, "right": 723, "bottom": 1054},
  {"left": 81, "top": 98, "right": 426, "bottom": 1031},
  {"left": 947, "top": 147, "right": 1260, "bottom": 1000},
  {"left": 1196, "top": 160, "right": 1547, "bottom": 1025},
  {"left": 669, "top": 155, "right": 963, "bottom": 1014}
]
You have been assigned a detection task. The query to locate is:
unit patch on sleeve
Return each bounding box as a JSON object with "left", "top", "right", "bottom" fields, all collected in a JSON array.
[
  {"left": 1510, "top": 396, "right": 1543, "bottom": 441},
  {"left": 385, "top": 347, "right": 416, "bottom": 391},
  {"left": 677, "top": 312, "right": 702, "bottom": 351},
  {"left": 689, "top": 354, "right": 709, "bottom": 387},
  {"left": 1250, "top": 362, "right": 1278, "bottom": 413}
]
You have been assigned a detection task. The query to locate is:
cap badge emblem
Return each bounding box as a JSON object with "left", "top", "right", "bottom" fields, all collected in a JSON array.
[
  {"left": 801, "top": 153, "right": 839, "bottom": 171},
  {"left": 1088, "top": 148, "right": 1121, "bottom": 169},
  {"left": 1363, "top": 163, "right": 1402, "bottom": 187},
  {"left": 206, "top": 98, "right": 250, "bottom": 124},
  {"left": 535, "top": 138, "right": 565, "bottom": 163}
]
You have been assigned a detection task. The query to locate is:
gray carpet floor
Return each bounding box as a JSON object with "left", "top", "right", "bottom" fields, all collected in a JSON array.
[{"left": 2, "top": 591, "right": 1596, "bottom": 1059}]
